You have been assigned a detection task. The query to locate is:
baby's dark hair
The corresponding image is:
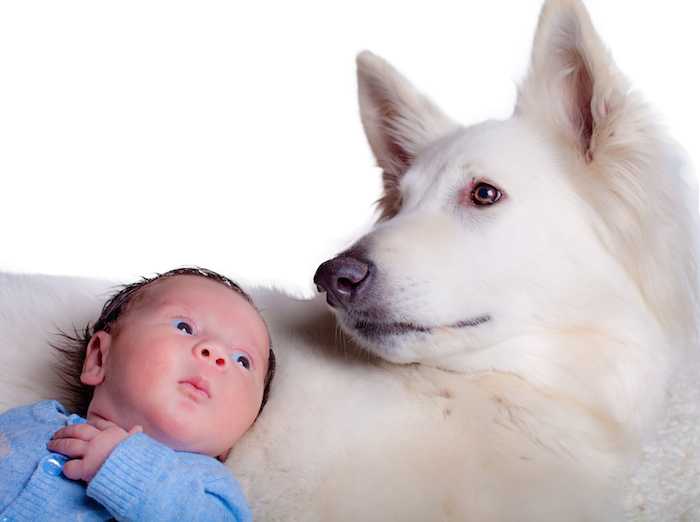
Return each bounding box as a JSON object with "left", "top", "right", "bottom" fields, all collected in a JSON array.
[{"left": 54, "top": 266, "right": 276, "bottom": 418}]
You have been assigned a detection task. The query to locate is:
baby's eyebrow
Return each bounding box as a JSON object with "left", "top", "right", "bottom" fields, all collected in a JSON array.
[{"left": 154, "top": 300, "right": 195, "bottom": 315}]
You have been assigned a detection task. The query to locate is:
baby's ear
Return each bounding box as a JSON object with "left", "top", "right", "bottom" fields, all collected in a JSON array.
[{"left": 81, "top": 331, "right": 112, "bottom": 386}]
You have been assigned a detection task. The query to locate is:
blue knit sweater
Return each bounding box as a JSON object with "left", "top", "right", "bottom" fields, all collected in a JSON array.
[{"left": 0, "top": 400, "right": 253, "bottom": 521}]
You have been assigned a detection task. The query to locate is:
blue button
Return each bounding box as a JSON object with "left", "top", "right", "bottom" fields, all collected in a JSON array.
[
  {"left": 42, "top": 457, "right": 64, "bottom": 476},
  {"left": 68, "top": 414, "right": 87, "bottom": 425}
]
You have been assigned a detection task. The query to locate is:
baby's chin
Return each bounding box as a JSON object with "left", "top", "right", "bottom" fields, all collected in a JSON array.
[{"left": 97, "top": 399, "right": 251, "bottom": 458}]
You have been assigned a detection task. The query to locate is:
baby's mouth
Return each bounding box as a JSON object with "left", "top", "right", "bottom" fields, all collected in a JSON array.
[{"left": 180, "top": 376, "right": 211, "bottom": 399}]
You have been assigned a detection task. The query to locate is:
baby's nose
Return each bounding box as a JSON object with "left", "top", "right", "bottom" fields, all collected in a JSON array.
[{"left": 194, "top": 342, "right": 228, "bottom": 369}]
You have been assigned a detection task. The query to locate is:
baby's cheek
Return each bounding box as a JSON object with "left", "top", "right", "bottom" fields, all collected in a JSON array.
[
  {"left": 134, "top": 354, "right": 172, "bottom": 383},
  {"left": 224, "top": 382, "right": 256, "bottom": 421}
]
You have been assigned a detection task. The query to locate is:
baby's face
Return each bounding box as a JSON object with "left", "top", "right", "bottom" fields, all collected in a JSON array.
[{"left": 86, "top": 275, "right": 270, "bottom": 458}]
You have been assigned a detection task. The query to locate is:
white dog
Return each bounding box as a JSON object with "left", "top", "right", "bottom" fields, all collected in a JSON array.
[{"left": 1, "top": 0, "right": 697, "bottom": 520}]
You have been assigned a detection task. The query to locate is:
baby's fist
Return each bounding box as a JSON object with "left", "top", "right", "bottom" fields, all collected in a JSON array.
[{"left": 49, "top": 420, "right": 142, "bottom": 482}]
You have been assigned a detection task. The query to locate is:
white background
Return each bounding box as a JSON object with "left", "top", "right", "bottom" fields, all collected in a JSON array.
[{"left": 1, "top": 0, "right": 697, "bottom": 297}]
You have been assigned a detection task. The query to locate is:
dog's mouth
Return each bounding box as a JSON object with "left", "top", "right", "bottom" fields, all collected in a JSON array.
[{"left": 352, "top": 315, "right": 490, "bottom": 341}]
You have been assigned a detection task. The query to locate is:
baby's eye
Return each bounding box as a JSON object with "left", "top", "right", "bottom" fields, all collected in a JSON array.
[
  {"left": 171, "top": 320, "right": 193, "bottom": 335},
  {"left": 231, "top": 352, "right": 251, "bottom": 370}
]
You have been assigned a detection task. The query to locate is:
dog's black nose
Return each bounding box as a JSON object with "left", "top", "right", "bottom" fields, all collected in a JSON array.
[{"left": 314, "top": 254, "right": 371, "bottom": 309}]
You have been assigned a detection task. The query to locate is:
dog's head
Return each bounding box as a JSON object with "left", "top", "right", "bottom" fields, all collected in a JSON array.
[{"left": 315, "top": 0, "right": 699, "bottom": 375}]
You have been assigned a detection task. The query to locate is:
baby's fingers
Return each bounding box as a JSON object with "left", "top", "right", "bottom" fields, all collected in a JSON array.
[
  {"left": 47, "top": 437, "right": 88, "bottom": 459},
  {"left": 52, "top": 423, "right": 99, "bottom": 442},
  {"left": 61, "top": 457, "right": 88, "bottom": 481}
]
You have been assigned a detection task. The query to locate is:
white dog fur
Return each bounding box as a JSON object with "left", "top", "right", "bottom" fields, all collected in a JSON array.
[{"left": 1, "top": 0, "right": 698, "bottom": 520}]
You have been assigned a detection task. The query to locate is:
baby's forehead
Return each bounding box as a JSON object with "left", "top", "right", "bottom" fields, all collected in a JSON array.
[
  {"left": 136, "top": 275, "right": 247, "bottom": 306},
  {"left": 124, "top": 276, "right": 258, "bottom": 322},
  {"left": 133, "top": 275, "right": 269, "bottom": 340}
]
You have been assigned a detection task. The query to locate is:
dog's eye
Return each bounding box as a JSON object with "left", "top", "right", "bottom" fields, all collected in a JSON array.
[
  {"left": 171, "top": 320, "right": 193, "bottom": 335},
  {"left": 471, "top": 183, "right": 502, "bottom": 205}
]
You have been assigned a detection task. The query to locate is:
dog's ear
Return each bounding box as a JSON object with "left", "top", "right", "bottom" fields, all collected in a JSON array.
[
  {"left": 357, "top": 51, "right": 456, "bottom": 221},
  {"left": 517, "top": 0, "right": 700, "bottom": 349},
  {"left": 515, "top": 0, "right": 625, "bottom": 161}
]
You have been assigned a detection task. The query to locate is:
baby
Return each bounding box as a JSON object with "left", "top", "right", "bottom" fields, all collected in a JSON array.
[{"left": 0, "top": 267, "right": 275, "bottom": 521}]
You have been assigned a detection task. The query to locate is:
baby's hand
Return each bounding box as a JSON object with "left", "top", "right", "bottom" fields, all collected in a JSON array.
[{"left": 48, "top": 419, "right": 142, "bottom": 482}]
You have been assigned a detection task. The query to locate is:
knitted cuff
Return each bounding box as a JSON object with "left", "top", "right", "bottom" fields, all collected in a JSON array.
[{"left": 87, "top": 432, "right": 172, "bottom": 519}]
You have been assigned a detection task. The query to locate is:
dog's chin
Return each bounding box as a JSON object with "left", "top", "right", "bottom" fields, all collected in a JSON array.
[
  {"left": 337, "top": 314, "right": 491, "bottom": 361},
  {"left": 342, "top": 323, "right": 425, "bottom": 361}
]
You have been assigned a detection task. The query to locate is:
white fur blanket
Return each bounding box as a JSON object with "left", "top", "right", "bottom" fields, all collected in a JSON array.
[{"left": 623, "top": 348, "right": 700, "bottom": 521}]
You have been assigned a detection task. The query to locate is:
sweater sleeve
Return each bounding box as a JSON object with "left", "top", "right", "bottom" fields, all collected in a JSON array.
[{"left": 86, "top": 433, "right": 252, "bottom": 522}]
